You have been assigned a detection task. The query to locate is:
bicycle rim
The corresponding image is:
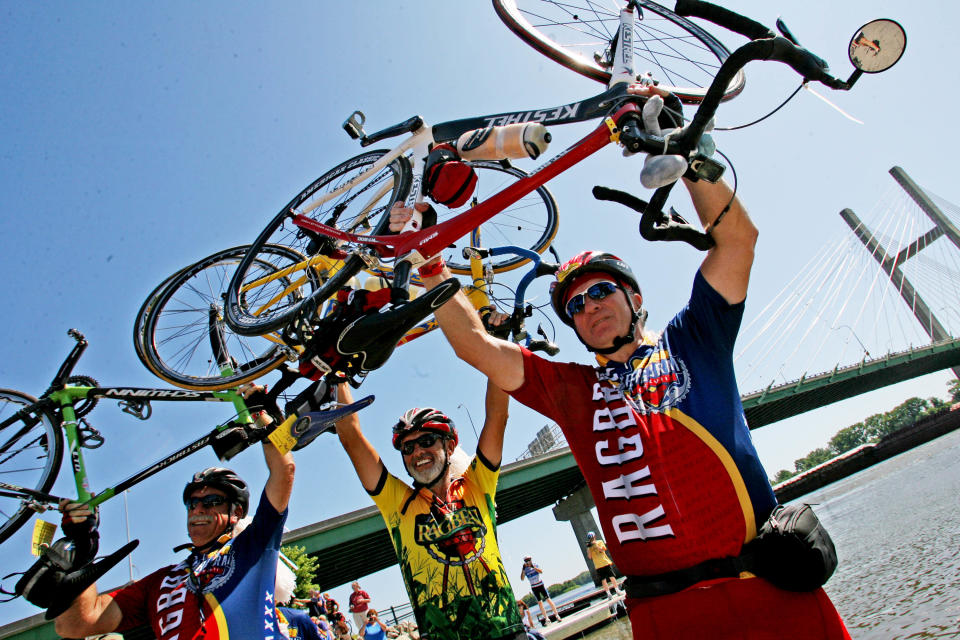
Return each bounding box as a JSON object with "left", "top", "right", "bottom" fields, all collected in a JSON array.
[
  {"left": 494, "top": 0, "right": 744, "bottom": 104},
  {"left": 437, "top": 161, "right": 559, "bottom": 274},
  {"left": 0, "top": 389, "right": 62, "bottom": 544},
  {"left": 142, "top": 245, "right": 305, "bottom": 390},
  {"left": 225, "top": 151, "right": 412, "bottom": 336},
  {"left": 134, "top": 268, "right": 187, "bottom": 374}
]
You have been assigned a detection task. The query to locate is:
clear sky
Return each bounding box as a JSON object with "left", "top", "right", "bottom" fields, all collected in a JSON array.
[{"left": 1, "top": 0, "right": 956, "bottom": 627}]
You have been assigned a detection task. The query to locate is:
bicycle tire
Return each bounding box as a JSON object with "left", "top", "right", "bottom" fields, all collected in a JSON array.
[
  {"left": 133, "top": 268, "right": 186, "bottom": 376},
  {"left": 427, "top": 161, "right": 558, "bottom": 274},
  {"left": 226, "top": 151, "right": 412, "bottom": 336},
  {"left": 493, "top": 0, "right": 745, "bottom": 104},
  {"left": 141, "top": 245, "right": 305, "bottom": 390},
  {"left": 0, "top": 389, "right": 62, "bottom": 545}
]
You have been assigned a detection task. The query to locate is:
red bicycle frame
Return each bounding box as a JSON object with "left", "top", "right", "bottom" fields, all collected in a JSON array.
[{"left": 291, "top": 103, "right": 639, "bottom": 267}]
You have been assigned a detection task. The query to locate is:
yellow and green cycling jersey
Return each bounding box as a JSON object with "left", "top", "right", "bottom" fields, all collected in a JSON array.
[{"left": 370, "top": 453, "right": 524, "bottom": 640}]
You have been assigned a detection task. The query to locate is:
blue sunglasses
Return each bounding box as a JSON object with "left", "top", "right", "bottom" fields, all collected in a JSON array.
[{"left": 565, "top": 281, "right": 619, "bottom": 318}]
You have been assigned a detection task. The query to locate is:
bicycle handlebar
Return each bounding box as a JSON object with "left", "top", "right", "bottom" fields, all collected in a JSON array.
[
  {"left": 466, "top": 245, "right": 560, "bottom": 355},
  {"left": 607, "top": 0, "right": 868, "bottom": 250}
]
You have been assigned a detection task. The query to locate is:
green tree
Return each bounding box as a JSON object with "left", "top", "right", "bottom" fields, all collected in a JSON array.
[
  {"left": 878, "top": 397, "right": 929, "bottom": 437},
  {"left": 829, "top": 423, "right": 867, "bottom": 454},
  {"left": 948, "top": 378, "right": 960, "bottom": 403},
  {"left": 924, "top": 396, "right": 947, "bottom": 415},
  {"left": 281, "top": 544, "right": 320, "bottom": 600},
  {"left": 771, "top": 469, "right": 795, "bottom": 485},
  {"left": 794, "top": 447, "right": 832, "bottom": 473}
]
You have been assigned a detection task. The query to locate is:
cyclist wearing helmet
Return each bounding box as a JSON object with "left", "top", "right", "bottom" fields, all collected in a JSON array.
[
  {"left": 54, "top": 403, "right": 296, "bottom": 640},
  {"left": 391, "top": 107, "right": 849, "bottom": 639},
  {"left": 335, "top": 380, "right": 525, "bottom": 640}
]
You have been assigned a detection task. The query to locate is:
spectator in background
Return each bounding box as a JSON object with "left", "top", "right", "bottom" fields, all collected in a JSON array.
[
  {"left": 348, "top": 581, "right": 372, "bottom": 632},
  {"left": 520, "top": 556, "right": 561, "bottom": 625},
  {"left": 362, "top": 609, "right": 388, "bottom": 640},
  {"left": 585, "top": 531, "right": 622, "bottom": 598},
  {"left": 314, "top": 615, "right": 335, "bottom": 640}
]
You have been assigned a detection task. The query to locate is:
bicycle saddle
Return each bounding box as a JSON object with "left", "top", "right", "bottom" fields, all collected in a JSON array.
[
  {"left": 14, "top": 537, "right": 139, "bottom": 619},
  {"left": 335, "top": 277, "right": 461, "bottom": 372}
]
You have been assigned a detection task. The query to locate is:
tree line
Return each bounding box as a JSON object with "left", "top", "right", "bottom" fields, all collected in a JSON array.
[{"left": 769, "top": 379, "right": 960, "bottom": 485}]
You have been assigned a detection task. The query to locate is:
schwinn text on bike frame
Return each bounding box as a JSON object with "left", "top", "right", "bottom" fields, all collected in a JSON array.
[{"left": 482, "top": 102, "right": 581, "bottom": 129}]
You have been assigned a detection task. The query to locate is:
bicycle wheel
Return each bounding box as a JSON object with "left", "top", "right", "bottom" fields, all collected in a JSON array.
[
  {"left": 494, "top": 0, "right": 744, "bottom": 104},
  {"left": 134, "top": 268, "right": 186, "bottom": 375},
  {"left": 141, "top": 245, "right": 306, "bottom": 390},
  {"left": 226, "top": 151, "right": 412, "bottom": 336},
  {"left": 439, "top": 161, "right": 558, "bottom": 274},
  {"left": 0, "top": 389, "right": 62, "bottom": 544}
]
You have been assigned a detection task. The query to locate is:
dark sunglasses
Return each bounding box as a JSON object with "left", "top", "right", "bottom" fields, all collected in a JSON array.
[
  {"left": 400, "top": 433, "right": 442, "bottom": 455},
  {"left": 184, "top": 494, "right": 228, "bottom": 510},
  {"left": 565, "top": 281, "right": 619, "bottom": 318}
]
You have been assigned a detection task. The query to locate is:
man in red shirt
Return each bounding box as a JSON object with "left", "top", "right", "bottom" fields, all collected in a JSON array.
[{"left": 347, "top": 581, "right": 371, "bottom": 632}]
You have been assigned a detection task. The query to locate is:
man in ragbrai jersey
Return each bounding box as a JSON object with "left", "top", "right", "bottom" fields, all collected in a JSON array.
[
  {"left": 396, "top": 114, "right": 851, "bottom": 638},
  {"left": 54, "top": 411, "right": 296, "bottom": 640}
]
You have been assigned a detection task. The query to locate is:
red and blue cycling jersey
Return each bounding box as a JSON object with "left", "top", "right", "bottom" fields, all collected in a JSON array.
[
  {"left": 511, "top": 270, "right": 776, "bottom": 577},
  {"left": 110, "top": 490, "right": 287, "bottom": 640}
]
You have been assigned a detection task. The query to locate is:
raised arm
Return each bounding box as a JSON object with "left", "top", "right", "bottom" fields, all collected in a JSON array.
[
  {"left": 476, "top": 379, "right": 510, "bottom": 467},
  {"left": 686, "top": 178, "right": 758, "bottom": 304},
  {"left": 54, "top": 588, "right": 122, "bottom": 638},
  {"left": 390, "top": 203, "right": 526, "bottom": 392},
  {"left": 53, "top": 502, "right": 123, "bottom": 638},
  {"left": 263, "top": 434, "right": 296, "bottom": 513},
  {"left": 334, "top": 383, "right": 386, "bottom": 492}
]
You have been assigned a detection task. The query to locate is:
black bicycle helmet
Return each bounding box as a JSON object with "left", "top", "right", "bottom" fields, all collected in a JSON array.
[
  {"left": 392, "top": 408, "right": 458, "bottom": 450},
  {"left": 183, "top": 467, "right": 250, "bottom": 517}
]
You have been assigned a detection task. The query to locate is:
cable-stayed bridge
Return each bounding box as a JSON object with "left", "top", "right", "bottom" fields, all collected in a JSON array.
[{"left": 738, "top": 166, "right": 960, "bottom": 425}]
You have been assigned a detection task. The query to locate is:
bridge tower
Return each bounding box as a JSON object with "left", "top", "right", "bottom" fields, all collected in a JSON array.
[
  {"left": 552, "top": 485, "right": 607, "bottom": 586},
  {"left": 840, "top": 166, "right": 960, "bottom": 377}
]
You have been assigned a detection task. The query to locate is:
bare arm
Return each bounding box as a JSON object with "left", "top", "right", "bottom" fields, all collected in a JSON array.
[
  {"left": 686, "top": 178, "right": 758, "bottom": 304},
  {"left": 263, "top": 435, "right": 296, "bottom": 513},
  {"left": 54, "top": 587, "right": 123, "bottom": 638},
  {"left": 390, "top": 203, "right": 526, "bottom": 392},
  {"left": 476, "top": 379, "right": 509, "bottom": 467},
  {"left": 334, "top": 384, "right": 386, "bottom": 492}
]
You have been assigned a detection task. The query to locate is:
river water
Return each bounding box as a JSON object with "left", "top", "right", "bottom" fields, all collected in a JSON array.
[{"left": 582, "top": 428, "right": 960, "bottom": 639}]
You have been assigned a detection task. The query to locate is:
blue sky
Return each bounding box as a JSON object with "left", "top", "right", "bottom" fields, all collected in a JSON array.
[{"left": 1, "top": 0, "right": 956, "bottom": 626}]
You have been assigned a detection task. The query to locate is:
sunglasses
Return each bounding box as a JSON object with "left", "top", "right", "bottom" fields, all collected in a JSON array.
[
  {"left": 400, "top": 433, "right": 442, "bottom": 455},
  {"left": 565, "top": 281, "right": 619, "bottom": 318},
  {"left": 184, "top": 494, "right": 228, "bottom": 510}
]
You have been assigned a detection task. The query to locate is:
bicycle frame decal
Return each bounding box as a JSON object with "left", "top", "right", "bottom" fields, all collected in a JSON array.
[
  {"left": 96, "top": 387, "right": 207, "bottom": 400},
  {"left": 482, "top": 102, "right": 582, "bottom": 128}
]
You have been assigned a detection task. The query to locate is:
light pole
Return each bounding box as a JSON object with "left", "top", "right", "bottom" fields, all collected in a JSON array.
[
  {"left": 457, "top": 403, "right": 479, "bottom": 440},
  {"left": 832, "top": 324, "right": 871, "bottom": 357}
]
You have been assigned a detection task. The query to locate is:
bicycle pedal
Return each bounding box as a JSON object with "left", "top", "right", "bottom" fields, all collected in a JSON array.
[
  {"left": 78, "top": 419, "right": 105, "bottom": 449},
  {"left": 118, "top": 400, "right": 151, "bottom": 421}
]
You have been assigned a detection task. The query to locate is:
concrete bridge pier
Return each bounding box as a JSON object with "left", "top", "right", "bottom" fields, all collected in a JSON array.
[{"left": 552, "top": 484, "right": 604, "bottom": 585}]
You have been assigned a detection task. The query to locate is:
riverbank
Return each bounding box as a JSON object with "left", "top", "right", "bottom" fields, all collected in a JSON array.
[{"left": 773, "top": 406, "right": 960, "bottom": 502}]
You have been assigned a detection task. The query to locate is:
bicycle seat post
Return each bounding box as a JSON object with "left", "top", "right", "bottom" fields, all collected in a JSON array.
[{"left": 390, "top": 261, "right": 413, "bottom": 303}]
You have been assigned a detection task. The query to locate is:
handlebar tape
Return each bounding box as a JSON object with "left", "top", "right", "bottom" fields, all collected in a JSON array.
[{"left": 674, "top": 0, "right": 775, "bottom": 41}]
